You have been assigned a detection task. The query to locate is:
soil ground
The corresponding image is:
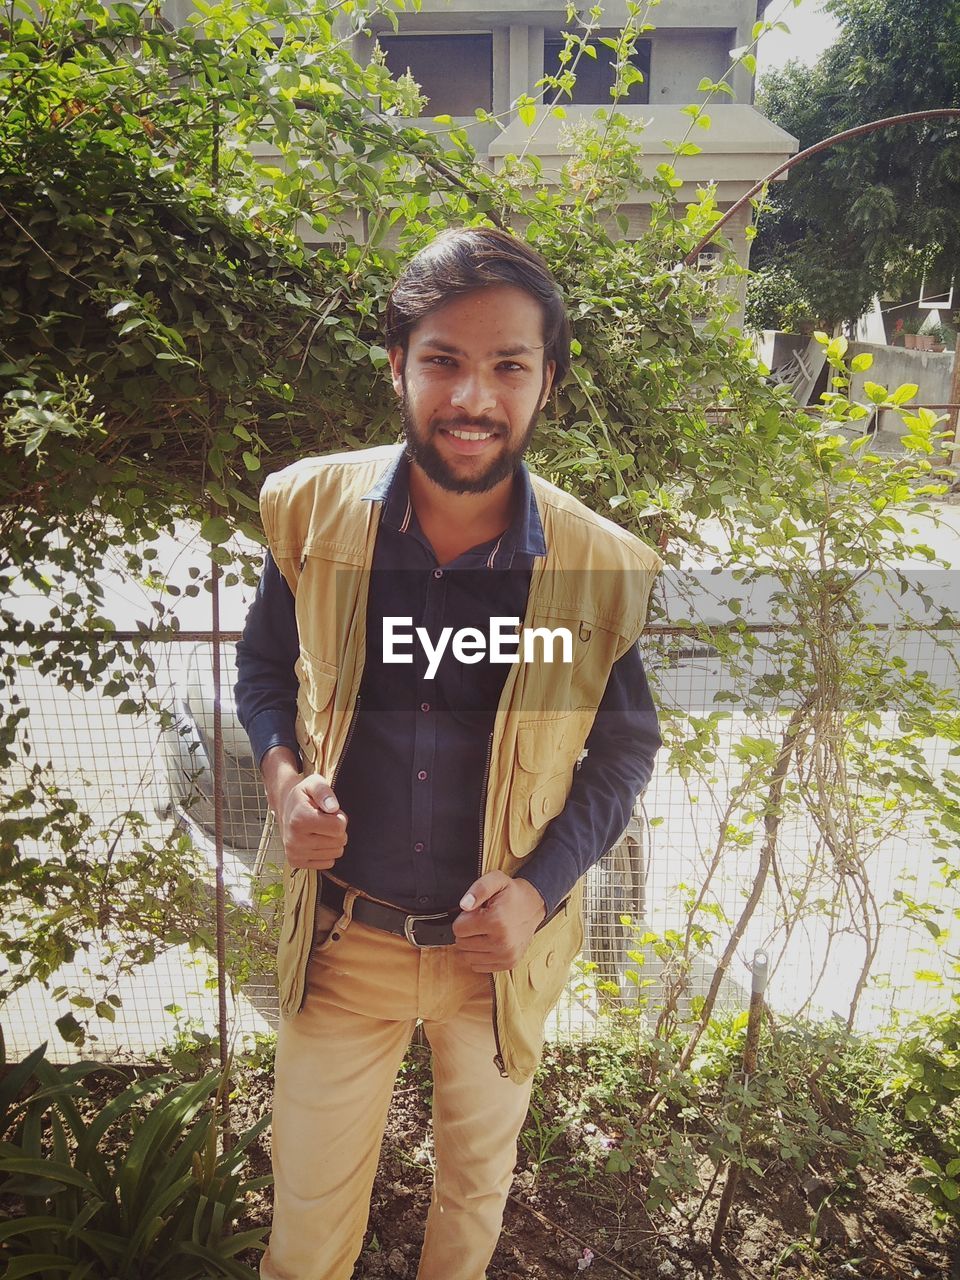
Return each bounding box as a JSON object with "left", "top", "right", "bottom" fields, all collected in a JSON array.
[
  {"left": 222, "top": 1042, "right": 958, "bottom": 1280},
  {"left": 3, "top": 1040, "right": 956, "bottom": 1279}
]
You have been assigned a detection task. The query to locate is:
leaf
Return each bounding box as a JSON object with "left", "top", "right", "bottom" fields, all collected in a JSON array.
[
  {"left": 518, "top": 103, "right": 536, "bottom": 127},
  {"left": 242, "top": 450, "right": 260, "bottom": 471},
  {"left": 200, "top": 516, "right": 232, "bottom": 545},
  {"left": 106, "top": 301, "right": 136, "bottom": 317},
  {"left": 55, "top": 1013, "right": 84, "bottom": 1044},
  {"left": 850, "top": 352, "right": 873, "bottom": 372},
  {"left": 905, "top": 1093, "right": 935, "bottom": 1123},
  {"left": 890, "top": 382, "right": 919, "bottom": 406},
  {"left": 863, "top": 381, "right": 888, "bottom": 404}
]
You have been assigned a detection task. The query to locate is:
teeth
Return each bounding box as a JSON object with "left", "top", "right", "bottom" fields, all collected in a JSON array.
[{"left": 448, "top": 429, "right": 493, "bottom": 440}]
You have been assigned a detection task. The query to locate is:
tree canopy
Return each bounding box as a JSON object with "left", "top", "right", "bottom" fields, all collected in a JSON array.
[{"left": 750, "top": 0, "right": 960, "bottom": 329}]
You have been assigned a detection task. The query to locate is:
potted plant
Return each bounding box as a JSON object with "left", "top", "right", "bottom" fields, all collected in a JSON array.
[
  {"left": 928, "top": 322, "right": 951, "bottom": 353},
  {"left": 902, "top": 315, "right": 922, "bottom": 349}
]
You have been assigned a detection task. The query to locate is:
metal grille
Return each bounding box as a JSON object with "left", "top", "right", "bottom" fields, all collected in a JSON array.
[{"left": 3, "top": 624, "right": 958, "bottom": 1061}]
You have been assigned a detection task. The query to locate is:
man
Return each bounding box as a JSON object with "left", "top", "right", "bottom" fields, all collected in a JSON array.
[{"left": 235, "top": 226, "right": 662, "bottom": 1280}]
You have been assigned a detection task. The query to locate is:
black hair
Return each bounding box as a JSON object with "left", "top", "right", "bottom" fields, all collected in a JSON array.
[{"left": 384, "top": 226, "right": 572, "bottom": 385}]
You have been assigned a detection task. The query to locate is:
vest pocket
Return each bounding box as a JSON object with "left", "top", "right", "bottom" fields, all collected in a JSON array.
[
  {"left": 500, "top": 899, "right": 584, "bottom": 1077},
  {"left": 294, "top": 651, "right": 338, "bottom": 769},
  {"left": 507, "top": 710, "right": 594, "bottom": 857}
]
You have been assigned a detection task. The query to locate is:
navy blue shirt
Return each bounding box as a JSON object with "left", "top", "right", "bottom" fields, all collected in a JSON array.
[{"left": 235, "top": 450, "right": 661, "bottom": 915}]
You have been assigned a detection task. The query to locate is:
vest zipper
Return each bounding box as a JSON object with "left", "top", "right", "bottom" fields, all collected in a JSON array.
[
  {"left": 297, "top": 693, "right": 361, "bottom": 1012},
  {"left": 332, "top": 694, "right": 361, "bottom": 791},
  {"left": 477, "top": 731, "right": 508, "bottom": 1079}
]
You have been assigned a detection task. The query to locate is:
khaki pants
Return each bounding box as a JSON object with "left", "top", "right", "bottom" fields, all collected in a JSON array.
[{"left": 261, "top": 888, "right": 538, "bottom": 1280}]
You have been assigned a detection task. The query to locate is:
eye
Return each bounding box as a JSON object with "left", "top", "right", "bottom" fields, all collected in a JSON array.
[{"left": 498, "top": 361, "right": 526, "bottom": 373}]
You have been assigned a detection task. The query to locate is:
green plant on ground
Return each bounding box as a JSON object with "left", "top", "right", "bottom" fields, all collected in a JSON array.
[
  {"left": 560, "top": 1011, "right": 898, "bottom": 1222},
  {"left": 0, "top": 1042, "right": 271, "bottom": 1278},
  {"left": 519, "top": 1097, "right": 574, "bottom": 1183},
  {"left": 890, "top": 988, "right": 960, "bottom": 1222}
]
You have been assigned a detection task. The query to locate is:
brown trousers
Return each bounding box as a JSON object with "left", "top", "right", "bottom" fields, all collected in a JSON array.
[{"left": 260, "top": 888, "right": 538, "bottom": 1280}]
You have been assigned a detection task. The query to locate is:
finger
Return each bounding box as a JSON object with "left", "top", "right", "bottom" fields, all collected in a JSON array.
[
  {"left": 286, "top": 809, "right": 348, "bottom": 841},
  {"left": 459, "top": 870, "right": 510, "bottom": 912},
  {"left": 452, "top": 909, "right": 492, "bottom": 940},
  {"left": 300, "top": 773, "right": 342, "bottom": 814},
  {"left": 285, "top": 835, "right": 347, "bottom": 862},
  {"left": 453, "top": 933, "right": 495, "bottom": 954},
  {"left": 287, "top": 847, "right": 346, "bottom": 870}
]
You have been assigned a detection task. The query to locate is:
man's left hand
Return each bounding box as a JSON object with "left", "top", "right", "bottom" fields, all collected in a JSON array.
[{"left": 452, "top": 871, "right": 547, "bottom": 973}]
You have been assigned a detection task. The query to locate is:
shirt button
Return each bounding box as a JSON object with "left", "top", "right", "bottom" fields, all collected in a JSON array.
[
  {"left": 417, "top": 769, "right": 428, "bottom": 781},
  {"left": 420, "top": 702, "right": 430, "bottom": 713},
  {"left": 418, "top": 896, "right": 430, "bottom": 905},
  {"left": 433, "top": 569, "right": 443, "bottom": 579},
  {"left": 414, "top": 842, "right": 425, "bottom": 853}
]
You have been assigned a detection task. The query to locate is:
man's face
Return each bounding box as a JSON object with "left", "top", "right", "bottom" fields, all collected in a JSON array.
[{"left": 388, "top": 284, "right": 556, "bottom": 495}]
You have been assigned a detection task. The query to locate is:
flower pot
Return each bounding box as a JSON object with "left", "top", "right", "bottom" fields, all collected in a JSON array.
[
  {"left": 932, "top": 342, "right": 946, "bottom": 353},
  {"left": 904, "top": 333, "right": 918, "bottom": 349},
  {"left": 915, "top": 334, "right": 935, "bottom": 351}
]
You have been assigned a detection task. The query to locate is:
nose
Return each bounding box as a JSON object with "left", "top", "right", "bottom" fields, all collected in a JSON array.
[{"left": 450, "top": 369, "right": 496, "bottom": 418}]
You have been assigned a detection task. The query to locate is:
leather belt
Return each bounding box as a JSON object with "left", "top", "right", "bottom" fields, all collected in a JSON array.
[{"left": 319, "top": 876, "right": 458, "bottom": 948}]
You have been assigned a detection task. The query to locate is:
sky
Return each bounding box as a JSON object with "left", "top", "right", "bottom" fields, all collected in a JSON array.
[{"left": 755, "top": 0, "right": 841, "bottom": 76}]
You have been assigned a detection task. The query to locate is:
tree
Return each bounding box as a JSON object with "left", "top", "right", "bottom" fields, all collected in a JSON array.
[{"left": 752, "top": 0, "right": 960, "bottom": 328}]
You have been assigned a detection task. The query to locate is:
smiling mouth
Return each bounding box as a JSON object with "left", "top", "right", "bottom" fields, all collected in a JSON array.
[{"left": 442, "top": 428, "right": 499, "bottom": 441}]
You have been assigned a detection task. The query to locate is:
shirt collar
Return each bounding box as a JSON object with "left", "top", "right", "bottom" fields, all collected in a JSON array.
[{"left": 361, "top": 446, "right": 547, "bottom": 565}]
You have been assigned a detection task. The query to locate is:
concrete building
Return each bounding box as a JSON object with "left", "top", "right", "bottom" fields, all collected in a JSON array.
[
  {"left": 161, "top": 0, "right": 798, "bottom": 272},
  {"left": 362, "top": 0, "right": 798, "bottom": 270}
]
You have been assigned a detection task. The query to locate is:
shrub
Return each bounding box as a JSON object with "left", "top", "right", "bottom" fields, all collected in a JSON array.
[{"left": 0, "top": 1043, "right": 270, "bottom": 1278}]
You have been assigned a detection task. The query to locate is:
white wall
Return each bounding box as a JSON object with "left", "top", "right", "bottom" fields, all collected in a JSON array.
[
  {"left": 648, "top": 29, "right": 737, "bottom": 102},
  {"left": 847, "top": 342, "right": 955, "bottom": 454}
]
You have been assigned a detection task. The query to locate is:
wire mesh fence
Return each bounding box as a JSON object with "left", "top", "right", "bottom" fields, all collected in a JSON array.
[{"left": 2, "top": 618, "right": 958, "bottom": 1062}]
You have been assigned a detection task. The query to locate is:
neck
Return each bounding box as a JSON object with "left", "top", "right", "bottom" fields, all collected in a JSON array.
[{"left": 408, "top": 463, "right": 517, "bottom": 554}]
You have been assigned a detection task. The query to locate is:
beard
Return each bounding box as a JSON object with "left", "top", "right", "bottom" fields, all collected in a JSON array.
[{"left": 400, "top": 389, "right": 544, "bottom": 496}]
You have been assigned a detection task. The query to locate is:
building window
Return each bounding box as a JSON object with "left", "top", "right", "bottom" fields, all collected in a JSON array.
[
  {"left": 543, "top": 32, "right": 650, "bottom": 105},
  {"left": 378, "top": 34, "right": 493, "bottom": 115}
]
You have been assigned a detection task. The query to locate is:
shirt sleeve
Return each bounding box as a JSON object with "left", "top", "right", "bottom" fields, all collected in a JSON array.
[
  {"left": 234, "top": 550, "right": 301, "bottom": 768},
  {"left": 515, "top": 641, "right": 661, "bottom": 916}
]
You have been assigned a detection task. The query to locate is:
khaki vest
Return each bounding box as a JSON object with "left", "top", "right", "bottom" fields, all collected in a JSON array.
[{"left": 260, "top": 444, "right": 662, "bottom": 1081}]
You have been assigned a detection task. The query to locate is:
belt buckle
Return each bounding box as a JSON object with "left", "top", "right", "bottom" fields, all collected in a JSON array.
[{"left": 403, "top": 911, "right": 453, "bottom": 948}]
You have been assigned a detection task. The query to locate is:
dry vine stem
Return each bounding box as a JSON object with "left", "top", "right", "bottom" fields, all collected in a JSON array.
[
  {"left": 636, "top": 696, "right": 815, "bottom": 1126},
  {"left": 710, "top": 950, "right": 769, "bottom": 1254}
]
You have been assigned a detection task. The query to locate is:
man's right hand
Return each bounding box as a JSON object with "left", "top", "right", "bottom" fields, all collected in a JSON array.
[{"left": 261, "top": 748, "right": 348, "bottom": 870}]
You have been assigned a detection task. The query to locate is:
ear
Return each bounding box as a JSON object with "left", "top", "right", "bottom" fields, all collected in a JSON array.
[
  {"left": 539, "top": 360, "right": 557, "bottom": 410},
  {"left": 387, "top": 346, "right": 406, "bottom": 398}
]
